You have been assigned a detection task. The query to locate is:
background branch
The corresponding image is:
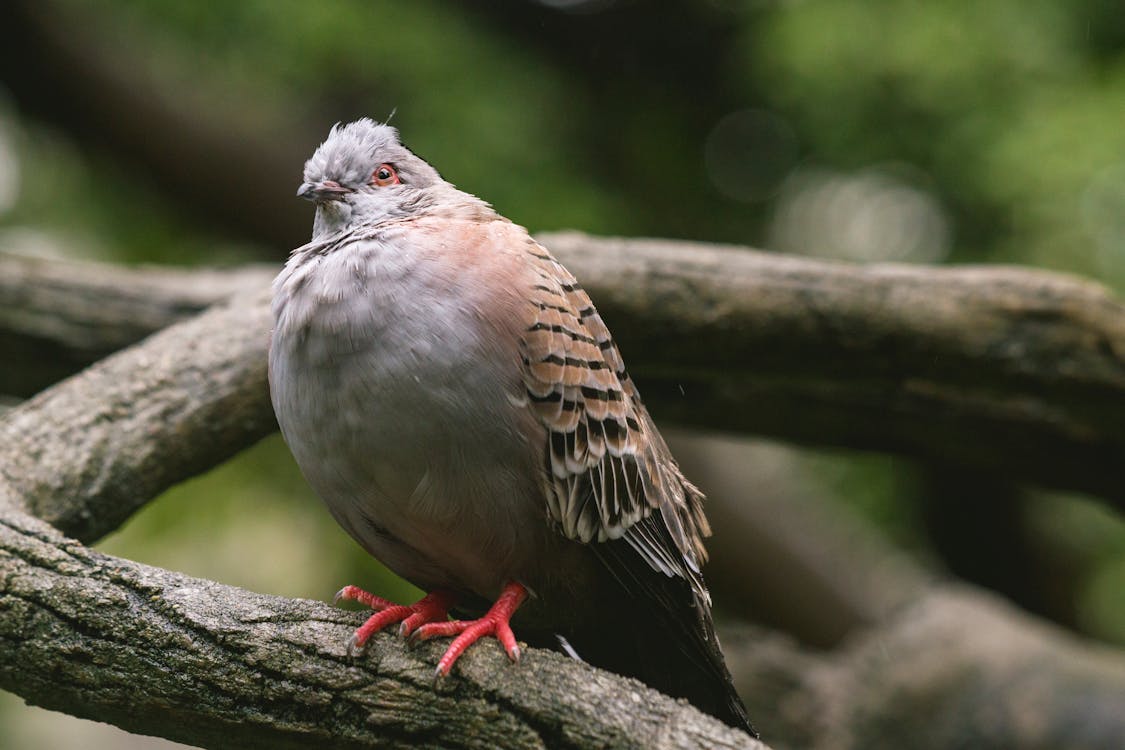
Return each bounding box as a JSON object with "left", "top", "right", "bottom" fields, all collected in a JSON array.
[
  {"left": 4, "top": 232, "right": 1124, "bottom": 504},
  {"left": 722, "top": 588, "right": 1125, "bottom": 749},
  {"left": 0, "top": 290, "right": 275, "bottom": 543},
  {"left": 668, "top": 431, "right": 931, "bottom": 647},
  {"left": 0, "top": 245, "right": 272, "bottom": 399}
]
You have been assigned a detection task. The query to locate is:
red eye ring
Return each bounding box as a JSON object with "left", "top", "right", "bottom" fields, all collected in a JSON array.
[{"left": 372, "top": 163, "right": 400, "bottom": 187}]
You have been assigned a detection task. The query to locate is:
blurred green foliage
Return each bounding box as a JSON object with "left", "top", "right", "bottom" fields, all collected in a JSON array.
[
  {"left": 2, "top": 0, "right": 1124, "bottom": 744},
  {"left": 754, "top": 0, "right": 1125, "bottom": 277},
  {"left": 1, "top": 115, "right": 227, "bottom": 264},
  {"left": 86, "top": 0, "right": 633, "bottom": 235}
]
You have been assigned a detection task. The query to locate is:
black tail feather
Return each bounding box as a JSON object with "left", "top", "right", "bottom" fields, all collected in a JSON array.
[{"left": 533, "top": 535, "right": 757, "bottom": 736}]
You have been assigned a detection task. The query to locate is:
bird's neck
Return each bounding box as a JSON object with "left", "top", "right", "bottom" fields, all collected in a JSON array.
[
  {"left": 418, "top": 185, "right": 501, "bottom": 224},
  {"left": 312, "top": 202, "right": 355, "bottom": 241}
]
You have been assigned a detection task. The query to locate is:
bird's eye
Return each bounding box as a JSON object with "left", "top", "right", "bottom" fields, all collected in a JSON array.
[{"left": 372, "top": 164, "right": 400, "bottom": 187}]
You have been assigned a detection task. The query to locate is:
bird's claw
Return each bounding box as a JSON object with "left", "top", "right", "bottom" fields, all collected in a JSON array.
[
  {"left": 335, "top": 587, "right": 457, "bottom": 658},
  {"left": 346, "top": 633, "right": 366, "bottom": 658},
  {"left": 333, "top": 583, "right": 526, "bottom": 674},
  {"left": 426, "top": 582, "right": 528, "bottom": 676}
]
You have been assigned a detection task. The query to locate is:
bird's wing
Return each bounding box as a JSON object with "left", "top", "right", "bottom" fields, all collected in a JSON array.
[{"left": 517, "top": 234, "right": 711, "bottom": 595}]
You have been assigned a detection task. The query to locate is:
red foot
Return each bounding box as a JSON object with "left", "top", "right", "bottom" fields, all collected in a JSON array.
[
  {"left": 333, "top": 585, "right": 456, "bottom": 655},
  {"left": 410, "top": 581, "right": 529, "bottom": 676}
]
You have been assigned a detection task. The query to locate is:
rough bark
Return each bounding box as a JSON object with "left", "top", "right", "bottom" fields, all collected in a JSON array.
[
  {"left": 0, "top": 249, "right": 767, "bottom": 748},
  {"left": 7, "top": 495, "right": 1121, "bottom": 750},
  {"left": 0, "top": 291, "right": 276, "bottom": 544},
  {"left": 0, "top": 505, "right": 760, "bottom": 750},
  {"left": 4, "top": 232, "right": 1125, "bottom": 503}
]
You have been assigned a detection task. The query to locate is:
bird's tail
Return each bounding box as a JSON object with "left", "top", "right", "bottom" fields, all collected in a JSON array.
[
  {"left": 538, "top": 545, "right": 756, "bottom": 736},
  {"left": 557, "top": 594, "right": 754, "bottom": 735}
]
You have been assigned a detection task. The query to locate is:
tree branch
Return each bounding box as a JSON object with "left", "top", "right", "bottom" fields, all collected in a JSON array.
[
  {"left": 4, "top": 232, "right": 1124, "bottom": 503},
  {"left": 0, "top": 247, "right": 273, "bottom": 398},
  {"left": 0, "top": 505, "right": 761, "bottom": 750},
  {"left": 667, "top": 431, "right": 932, "bottom": 647},
  {"left": 542, "top": 233, "right": 1125, "bottom": 504},
  {"left": 0, "top": 290, "right": 276, "bottom": 544},
  {"left": 0, "top": 247, "right": 769, "bottom": 749}
]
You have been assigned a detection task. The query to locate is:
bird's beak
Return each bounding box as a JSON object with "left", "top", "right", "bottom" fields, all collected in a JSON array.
[{"left": 297, "top": 180, "right": 353, "bottom": 202}]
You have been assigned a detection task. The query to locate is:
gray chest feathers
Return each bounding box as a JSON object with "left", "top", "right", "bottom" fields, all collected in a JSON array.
[
  {"left": 268, "top": 243, "right": 551, "bottom": 595},
  {"left": 269, "top": 242, "right": 533, "bottom": 508}
]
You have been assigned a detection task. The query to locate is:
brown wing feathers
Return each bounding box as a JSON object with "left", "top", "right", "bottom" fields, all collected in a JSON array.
[
  {"left": 518, "top": 238, "right": 708, "bottom": 574},
  {"left": 517, "top": 238, "right": 752, "bottom": 732},
  {"left": 523, "top": 253, "right": 638, "bottom": 529}
]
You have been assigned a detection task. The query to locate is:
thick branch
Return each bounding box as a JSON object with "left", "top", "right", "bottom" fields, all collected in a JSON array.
[
  {"left": 0, "top": 289, "right": 276, "bottom": 543},
  {"left": 0, "top": 248, "right": 273, "bottom": 397},
  {"left": 4, "top": 232, "right": 1125, "bottom": 503},
  {"left": 541, "top": 233, "right": 1125, "bottom": 503},
  {"left": 0, "top": 506, "right": 760, "bottom": 750}
]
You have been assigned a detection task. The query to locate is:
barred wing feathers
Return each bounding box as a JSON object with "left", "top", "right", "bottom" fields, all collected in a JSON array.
[{"left": 517, "top": 236, "right": 711, "bottom": 595}]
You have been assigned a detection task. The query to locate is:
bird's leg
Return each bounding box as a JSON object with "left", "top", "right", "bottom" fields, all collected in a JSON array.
[
  {"left": 409, "top": 581, "right": 529, "bottom": 676},
  {"left": 333, "top": 585, "right": 457, "bottom": 656}
]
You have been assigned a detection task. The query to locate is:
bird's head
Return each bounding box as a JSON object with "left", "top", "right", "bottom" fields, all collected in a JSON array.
[{"left": 298, "top": 118, "right": 443, "bottom": 238}]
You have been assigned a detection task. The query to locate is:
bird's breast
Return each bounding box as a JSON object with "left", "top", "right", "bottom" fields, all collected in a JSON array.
[
  {"left": 272, "top": 241, "right": 523, "bottom": 476},
  {"left": 269, "top": 238, "right": 546, "bottom": 595}
]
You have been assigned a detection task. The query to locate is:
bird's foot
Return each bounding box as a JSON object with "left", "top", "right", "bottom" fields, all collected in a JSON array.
[
  {"left": 333, "top": 586, "right": 457, "bottom": 656},
  {"left": 409, "top": 581, "right": 529, "bottom": 676}
]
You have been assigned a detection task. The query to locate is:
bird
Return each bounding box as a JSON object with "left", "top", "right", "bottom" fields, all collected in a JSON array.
[{"left": 268, "top": 118, "right": 754, "bottom": 735}]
